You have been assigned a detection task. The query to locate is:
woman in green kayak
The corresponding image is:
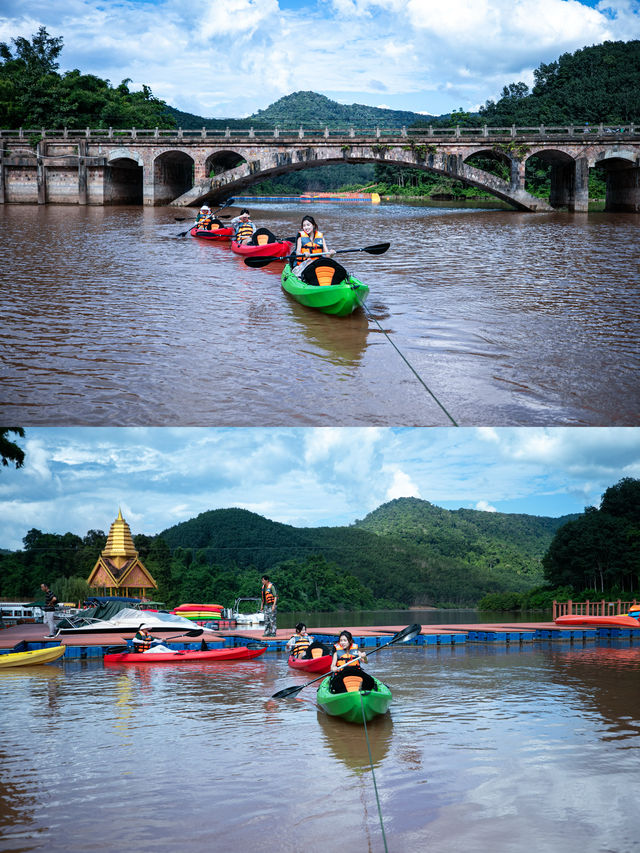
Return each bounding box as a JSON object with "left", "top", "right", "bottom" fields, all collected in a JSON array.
[
  {"left": 329, "top": 630, "right": 376, "bottom": 693},
  {"left": 293, "top": 215, "right": 335, "bottom": 275}
]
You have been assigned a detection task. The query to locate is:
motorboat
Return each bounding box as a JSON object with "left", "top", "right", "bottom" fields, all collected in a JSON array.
[
  {"left": 224, "top": 598, "right": 264, "bottom": 625},
  {"left": 50, "top": 607, "right": 219, "bottom": 637}
]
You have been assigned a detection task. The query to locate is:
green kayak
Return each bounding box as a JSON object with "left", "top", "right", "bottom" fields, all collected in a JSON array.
[
  {"left": 281, "top": 259, "right": 369, "bottom": 316},
  {"left": 317, "top": 673, "right": 392, "bottom": 723}
]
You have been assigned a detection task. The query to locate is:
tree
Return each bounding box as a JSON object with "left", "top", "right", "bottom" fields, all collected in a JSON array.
[
  {"left": 0, "top": 428, "right": 25, "bottom": 469},
  {"left": 0, "top": 28, "right": 175, "bottom": 129}
]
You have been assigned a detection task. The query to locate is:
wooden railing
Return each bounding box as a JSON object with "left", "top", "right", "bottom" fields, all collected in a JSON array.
[
  {"left": 553, "top": 599, "right": 638, "bottom": 620},
  {"left": 0, "top": 123, "right": 637, "bottom": 141}
]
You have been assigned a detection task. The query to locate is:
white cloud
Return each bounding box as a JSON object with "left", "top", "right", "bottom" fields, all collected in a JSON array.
[
  {"left": 386, "top": 469, "right": 421, "bottom": 500},
  {"left": 475, "top": 499, "right": 497, "bottom": 512},
  {"left": 1, "top": 0, "right": 635, "bottom": 117}
]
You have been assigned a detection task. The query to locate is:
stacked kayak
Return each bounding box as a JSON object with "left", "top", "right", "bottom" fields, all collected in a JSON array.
[
  {"left": 288, "top": 652, "right": 332, "bottom": 674},
  {"left": 317, "top": 674, "right": 392, "bottom": 723},
  {"left": 172, "top": 603, "right": 223, "bottom": 624},
  {"left": 231, "top": 228, "right": 292, "bottom": 259},
  {"left": 281, "top": 258, "right": 369, "bottom": 316},
  {"left": 555, "top": 614, "right": 640, "bottom": 628},
  {"left": 0, "top": 645, "right": 66, "bottom": 668},
  {"left": 104, "top": 645, "right": 266, "bottom": 664}
]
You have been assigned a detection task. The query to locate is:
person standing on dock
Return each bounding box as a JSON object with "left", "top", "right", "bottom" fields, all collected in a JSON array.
[
  {"left": 40, "top": 583, "right": 58, "bottom": 638},
  {"left": 261, "top": 575, "right": 277, "bottom": 637}
]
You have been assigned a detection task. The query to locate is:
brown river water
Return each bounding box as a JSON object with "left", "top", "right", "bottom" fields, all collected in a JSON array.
[
  {"left": 1, "top": 640, "right": 638, "bottom": 853},
  {"left": 1, "top": 203, "right": 638, "bottom": 426}
]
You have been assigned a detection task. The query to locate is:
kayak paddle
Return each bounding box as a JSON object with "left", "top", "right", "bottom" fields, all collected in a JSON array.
[
  {"left": 243, "top": 242, "right": 391, "bottom": 268},
  {"left": 177, "top": 198, "right": 235, "bottom": 237},
  {"left": 271, "top": 623, "right": 421, "bottom": 699}
]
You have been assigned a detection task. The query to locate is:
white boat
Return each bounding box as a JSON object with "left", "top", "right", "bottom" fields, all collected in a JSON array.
[
  {"left": 51, "top": 607, "right": 219, "bottom": 637},
  {"left": 224, "top": 598, "right": 264, "bottom": 625}
]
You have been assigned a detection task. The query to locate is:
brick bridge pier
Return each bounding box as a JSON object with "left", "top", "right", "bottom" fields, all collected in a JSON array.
[{"left": 1, "top": 124, "right": 639, "bottom": 212}]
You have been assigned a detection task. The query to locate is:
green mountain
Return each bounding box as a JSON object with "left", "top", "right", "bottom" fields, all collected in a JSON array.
[
  {"left": 166, "top": 90, "right": 428, "bottom": 130},
  {"left": 248, "top": 91, "right": 429, "bottom": 128},
  {"left": 159, "top": 499, "right": 575, "bottom": 606}
]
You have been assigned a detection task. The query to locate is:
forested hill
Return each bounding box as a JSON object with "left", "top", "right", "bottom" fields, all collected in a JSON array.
[
  {"left": 167, "top": 91, "right": 428, "bottom": 130},
  {"left": 354, "top": 498, "right": 576, "bottom": 557},
  {"left": 477, "top": 40, "right": 640, "bottom": 125},
  {"left": 158, "top": 501, "right": 572, "bottom": 605},
  {"left": 248, "top": 91, "right": 429, "bottom": 128}
]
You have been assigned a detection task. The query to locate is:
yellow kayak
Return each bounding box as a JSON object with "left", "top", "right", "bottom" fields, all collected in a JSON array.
[{"left": 0, "top": 645, "right": 66, "bottom": 668}]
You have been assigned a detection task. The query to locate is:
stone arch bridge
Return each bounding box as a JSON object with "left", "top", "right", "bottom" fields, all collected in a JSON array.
[{"left": 1, "top": 124, "right": 639, "bottom": 211}]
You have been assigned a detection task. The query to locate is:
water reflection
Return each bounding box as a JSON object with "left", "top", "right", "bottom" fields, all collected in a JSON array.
[{"left": 316, "top": 710, "right": 393, "bottom": 771}]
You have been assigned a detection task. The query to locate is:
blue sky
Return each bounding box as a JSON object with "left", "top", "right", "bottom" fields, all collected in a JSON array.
[
  {"left": 1, "top": 427, "right": 638, "bottom": 550},
  {"left": 2, "top": 0, "right": 639, "bottom": 118}
]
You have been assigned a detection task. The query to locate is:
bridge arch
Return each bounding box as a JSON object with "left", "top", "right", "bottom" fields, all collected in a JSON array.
[
  {"left": 104, "top": 154, "right": 143, "bottom": 204},
  {"left": 152, "top": 150, "right": 194, "bottom": 205},
  {"left": 593, "top": 151, "right": 640, "bottom": 212},
  {"left": 205, "top": 149, "right": 246, "bottom": 177}
]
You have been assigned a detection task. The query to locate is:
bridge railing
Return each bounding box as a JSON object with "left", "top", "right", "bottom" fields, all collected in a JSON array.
[{"left": 0, "top": 124, "right": 636, "bottom": 141}]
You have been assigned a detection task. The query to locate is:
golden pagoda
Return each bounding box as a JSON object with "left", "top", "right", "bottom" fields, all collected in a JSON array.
[{"left": 87, "top": 509, "right": 157, "bottom": 598}]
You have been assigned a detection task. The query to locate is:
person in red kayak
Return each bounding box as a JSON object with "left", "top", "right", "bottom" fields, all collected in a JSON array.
[
  {"left": 132, "top": 626, "right": 160, "bottom": 653},
  {"left": 194, "top": 205, "right": 213, "bottom": 230},
  {"left": 286, "top": 622, "right": 313, "bottom": 658},
  {"left": 231, "top": 209, "right": 256, "bottom": 244},
  {"left": 329, "top": 630, "right": 376, "bottom": 693},
  {"left": 293, "top": 215, "right": 335, "bottom": 275}
]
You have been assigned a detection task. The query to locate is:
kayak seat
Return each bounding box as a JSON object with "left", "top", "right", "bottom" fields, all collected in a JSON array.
[
  {"left": 301, "top": 258, "right": 348, "bottom": 287},
  {"left": 210, "top": 218, "right": 225, "bottom": 230},
  {"left": 249, "top": 227, "right": 278, "bottom": 245},
  {"left": 303, "top": 641, "right": 333, "bottom": 659},
  {"left": 329, "top": 668, "right": 377, "bottom": 693}
]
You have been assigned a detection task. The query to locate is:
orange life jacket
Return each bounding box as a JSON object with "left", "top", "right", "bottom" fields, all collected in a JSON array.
[
  {"left": 290, "top": 634, "right": 313, "bottom": 658},
  {"left": 334, "top": 642, "right": 360, "bottom": 668},
  {"left": 297, "top": 230, "right": 325, "bottom": 263},
  {"left": 235, "top": 221, "right": 254, "bottom": 242},
  {"left": 262, "top": 583, "right": 275, "bottom": 606}
]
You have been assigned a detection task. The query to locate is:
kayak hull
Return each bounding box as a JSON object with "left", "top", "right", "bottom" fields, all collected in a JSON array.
[
  {"left": 104, "top": 645, "right": 266, "bottom": 664},
  {"left": 555, "top": 615, "right": 640, "bottom": 628},
  {"left": 281, "top": 264, "right": 369, "bottom": 316},
  {"left": 317, "top": 675, "right": 392, "bottom": 723},
  {"left": 287, "top": 654, "right": 332, "bottom": 674},
  {"left": 190, "top": 226, "right": 234, "bottom": 241},
  {"left": 0, "top": 645, "right": 66, "bottom": 668},
  {"left": 231, "top": 240, "right": 292, "bottom": 258}
]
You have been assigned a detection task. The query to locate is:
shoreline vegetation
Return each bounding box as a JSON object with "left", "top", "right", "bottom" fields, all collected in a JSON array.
[{"left": 1, "top": 480, "right": 637, "bottom": 614}]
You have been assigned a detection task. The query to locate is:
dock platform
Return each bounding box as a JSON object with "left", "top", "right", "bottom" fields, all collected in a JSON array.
[{"left": 1, "top": 619, "right": 638, "bottom": 659}]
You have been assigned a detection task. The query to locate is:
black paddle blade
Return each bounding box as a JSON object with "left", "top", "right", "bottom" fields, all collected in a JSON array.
[
  {"left": 391, "top": 623, "right": 421, "bottom": 644},
  {"left": 363, "top": 242, "right": 390, "bottom": 255},
  {"left": 244, "top": 256, "right": 286, "bottom": 268},
  {"left": 106, "top": 645, "right": 129, "bottom": 654},
  {"left": 272, "top": 683, "right": 307, "bottom": 700}
]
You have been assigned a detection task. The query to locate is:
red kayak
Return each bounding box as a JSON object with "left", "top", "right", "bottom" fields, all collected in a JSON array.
[
  {"left": 287, "top": 653, "right": 332, "bottom": 674},
  {"left": 104, "top": 645, "right": 266, "bottom": 664},
  {"left": 232, "top": 239, "right": 292, "bottom": 258},
  {"left": 231, "top": 227, "right": 292, "bottom": 259},
  {"left": 190, "top": 224, "right": 234, "bottom": 241}
]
